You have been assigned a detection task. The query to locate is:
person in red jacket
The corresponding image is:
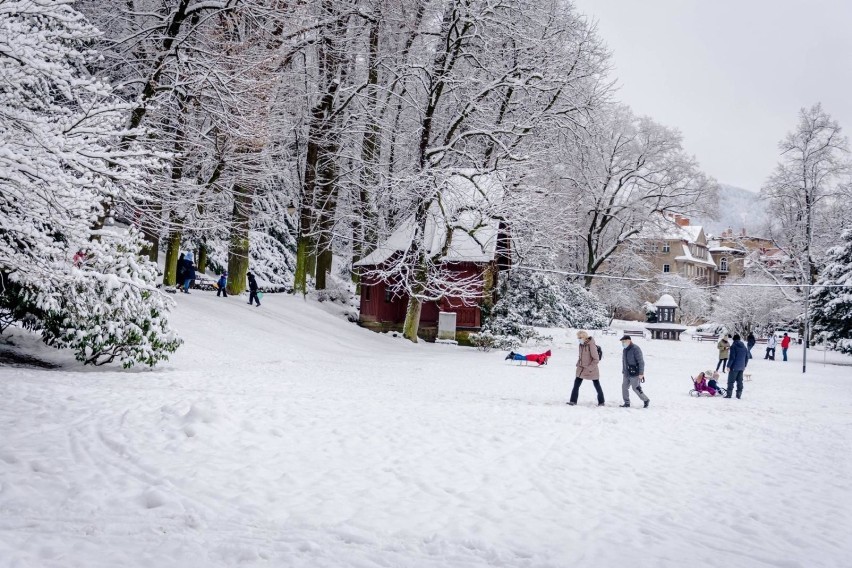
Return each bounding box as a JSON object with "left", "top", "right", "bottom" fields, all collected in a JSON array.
[{"left": 780, "top": 333, "right": 792, "bottom": 362}]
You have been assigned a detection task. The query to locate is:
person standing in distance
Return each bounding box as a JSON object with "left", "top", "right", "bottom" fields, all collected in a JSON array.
[
  {"left": 726, "top": 333, "right": 749, "bottom": 399},
  {"left": 620, "top": 335, "right": 649, "bottom": 408},
  {"left": 568, "top": 330, "right": 605, "bottom": 406},
  {"left": 746, "top": 332, "right": 756, "bottom": 359},
  {"left": 780, "top": 332, "right": 792, "bottom": 362}
]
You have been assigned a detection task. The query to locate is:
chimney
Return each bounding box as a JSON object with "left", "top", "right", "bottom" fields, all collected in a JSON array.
[
  {"left": 740, "top": 228, "right": 747, "bottom": 237},
  {"left": 676, "top": 217, "right": 690, "bottom": 227}
]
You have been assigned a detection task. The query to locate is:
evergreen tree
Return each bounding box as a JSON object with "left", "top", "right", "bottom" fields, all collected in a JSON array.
[{"left": 811, "top": 229, "right": 852, "bottom": 354}]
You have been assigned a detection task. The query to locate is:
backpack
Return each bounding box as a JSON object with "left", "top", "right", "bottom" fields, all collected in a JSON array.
[{"left": 596, "top": 345, "right": 603, "bottom": 360}]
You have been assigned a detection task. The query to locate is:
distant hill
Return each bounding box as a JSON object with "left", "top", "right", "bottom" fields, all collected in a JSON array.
[{"left": 695, "top": 184, "right": 768, "bottom": 237}]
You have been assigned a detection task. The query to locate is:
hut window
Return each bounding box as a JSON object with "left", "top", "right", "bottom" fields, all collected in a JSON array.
[
  {"left": 385, "top": 288, "right": 393, "bottom": 303},
  {"left": 363, "top": 286, "right": 371, "bottom": 301}
]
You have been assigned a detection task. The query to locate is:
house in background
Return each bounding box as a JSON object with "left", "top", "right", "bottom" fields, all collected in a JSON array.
[
  {"left": 635, "top": 215, "right": 720, "bottom": 285},
  {"left": 354, "top": 173, "right": 509, "bottom": 340}
]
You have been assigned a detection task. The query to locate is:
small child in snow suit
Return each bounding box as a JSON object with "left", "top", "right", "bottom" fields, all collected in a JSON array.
[
  {"left": 217, "top": 272, "right": 228, "bottom": 297},
  {"left": 693, "top": 371, "right": 718, "bottom": 396},
  {"left": 707, "top": 371, "right": 723, "bottom": 395}
]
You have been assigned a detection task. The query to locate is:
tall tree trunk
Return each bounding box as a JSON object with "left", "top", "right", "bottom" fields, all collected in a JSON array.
[
  {"left": 352, "top": 14, "right": 382, "bottom": 287},
  {"left": 163, "top": 229, "right": 182, "bottom": 286},
  {"left": 226, "top": 184, "right": 252, "bottom": 295},
  {"left": 197, "top": 241, "right": 208, "bottom": 274}
]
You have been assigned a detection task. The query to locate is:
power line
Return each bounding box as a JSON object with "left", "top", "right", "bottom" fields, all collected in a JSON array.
[{"left": 510, "top": 265, "right": 852, "bottom": 290}]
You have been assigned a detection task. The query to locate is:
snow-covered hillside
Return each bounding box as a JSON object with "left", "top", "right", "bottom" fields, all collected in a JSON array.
[
  {"left": 697, "top": 183, "right": 769, "bottom": 236},
  {"left": 1, "top": 292, "right": 851, "bottom": 567}
]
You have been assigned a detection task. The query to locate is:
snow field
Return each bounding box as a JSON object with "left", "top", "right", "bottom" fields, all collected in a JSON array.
[{"left": 1, "top": 292, "right": 851, "bottom": 567}]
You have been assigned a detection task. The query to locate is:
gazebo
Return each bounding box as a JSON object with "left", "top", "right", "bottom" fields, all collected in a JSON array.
[{"left": 645, "top": 294, "right": 687, "bottom": 340}]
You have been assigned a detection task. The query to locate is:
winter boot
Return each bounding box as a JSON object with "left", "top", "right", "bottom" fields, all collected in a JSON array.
[
  {"left": 620, "top": 402, "right": 630, "bottom": 408},
  {"left": 505, "top": 352, "right": 515, "bottom": 361},
  {"left": 567, "top": 401, "right": 577, "bottom": 406},
  {"left": 643, "top": 400, "right": 650, "bottom": 408},
  {"left": 598, "top": 402, "right": 606, "bottom": 407},
  {"left": 724, "top": 394, "right": 732, "bottom": 398}
]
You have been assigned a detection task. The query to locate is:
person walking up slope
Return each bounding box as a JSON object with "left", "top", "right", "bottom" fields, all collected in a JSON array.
[
  {"left": 726, "top": 334, "right": 749, "bottom": 399},
  {"left": 620, "top": 335, "right": 649, "bottom": 408},
  {"left": 568, "top": 331, "right": 605, "bottom": 406},
  {"left": 247, "top": 272, "right": 261, "bottom": 307}
]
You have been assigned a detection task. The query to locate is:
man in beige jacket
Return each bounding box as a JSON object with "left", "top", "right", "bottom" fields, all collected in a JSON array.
[{"left": 568, "top": 330, "right": 605, "bottom": 406}]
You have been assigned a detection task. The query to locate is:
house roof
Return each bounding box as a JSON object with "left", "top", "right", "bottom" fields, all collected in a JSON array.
[
  {"left": 354, "top": 172, "right": 503, "bottom": 267},
  {"left": 708, "top": 246, "right": 744, "bottom": 253},
  {"left": 640, "top": 221, "right": 706, "bottom": 244},
  {"left": 674, "top": 243, "right": 717, "bottom": 268}
]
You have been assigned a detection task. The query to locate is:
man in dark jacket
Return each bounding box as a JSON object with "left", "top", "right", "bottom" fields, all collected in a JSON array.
[
  {"left": 175, "top": 252, "right": 186, "bottom": 290},
  {"left": 726, "top": 333, "right": 749, "bottom": 399},
  {"left": 746, "top": 332, "right": 756, "bottom": 359},
  {"left": 620, "top": 335, "right": 649, "bottom": 408},
  {"left": 247, "top": 272, "right": 260, "bottom": 306}
]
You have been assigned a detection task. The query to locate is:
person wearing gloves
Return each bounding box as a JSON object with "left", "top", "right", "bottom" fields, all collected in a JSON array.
[{"left": 620, "top": 335, "right": 649, "bottom": 408}]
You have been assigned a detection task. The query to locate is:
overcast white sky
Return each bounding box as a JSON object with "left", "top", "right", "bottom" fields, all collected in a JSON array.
[{"left": 573, "top": 0, "right": 852, "bottom": 191}]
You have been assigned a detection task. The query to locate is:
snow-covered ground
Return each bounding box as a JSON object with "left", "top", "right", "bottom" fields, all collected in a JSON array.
[{"left": 1, "top": 292, "right": 851, "bottom": 568}]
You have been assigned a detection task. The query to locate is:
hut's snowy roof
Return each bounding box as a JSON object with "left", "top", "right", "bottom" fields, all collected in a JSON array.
[
  {"left": 354, "top": 172, "right": 503, "bottom": 267},
  {"left": 655, "top": 294, "right": 678, "bottom": 308}
]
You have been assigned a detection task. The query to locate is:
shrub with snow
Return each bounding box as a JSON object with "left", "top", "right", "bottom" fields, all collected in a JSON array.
[
  {"left": 483, "top": 271, "right": 608, "bottom": 340},
  {"left": 0, "top": 1, "right": 180, "bottom": 367}
]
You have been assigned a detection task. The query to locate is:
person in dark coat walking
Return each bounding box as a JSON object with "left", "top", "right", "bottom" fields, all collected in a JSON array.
[
  {"left": 726, "top": 334, "right": 749, "bottom": 399},
  {"left": 182, "top": 252, "right": 196, "bottom": 293},
  {"left": 217, "top": 272, "right": 228, "bottom": 297},
  {"left": 568, "top": 330, "right": 604, "bottom": 406},
  {"left": 746, "top": 332, "right": 756, "bottom": 359},
  {"left": 620, "top": 335, "right": 649, "bottom": 408},
  {"left": 247, "top": 272, "right": 260, "bottom": 306},
  {"left": 175, "top": 252, "right": 186, "bottom": 290}
]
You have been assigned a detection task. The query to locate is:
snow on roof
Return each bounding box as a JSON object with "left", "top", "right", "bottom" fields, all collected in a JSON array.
[
  {"left": 645, "top": 323, "right": 688, "bottom": 331},
  {"left": 354, "top": 172, "right": 503, "bottom": 267},
  {"left": 637, "top": 221, "right": 709, "bottom": 246},
  {"left": 655, "top": 294, "right": 678, "bottom": 308},
  {"left": 674, "top": 243, "right": 717, "bottom": 268},
  {"left": 708, "top": 246, "right": 744, "bottom": 253}
]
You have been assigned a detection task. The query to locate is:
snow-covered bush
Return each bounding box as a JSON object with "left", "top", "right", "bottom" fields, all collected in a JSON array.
[
  {"left": 468, "top": 330, "right": 521, "bottom": 352},
  {"left": 0, "top": 1, "right": 180, "bottom": 367},
  {"left": 811, "top": 229, "right": 852, "bottom": 355},
  {"left": 484, "top": 271, "right": 608, "bottom": 339}
]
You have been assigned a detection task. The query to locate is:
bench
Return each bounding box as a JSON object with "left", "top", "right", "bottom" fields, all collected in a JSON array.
[
  {"left": 623, "top": 329, "right": 645, "bottom": 339},
  {"left": 697, "top": 334, "right": 719, "bottom": 342},
  {"left": 600, "top": 329, "right": 617, "bottom": 336}
]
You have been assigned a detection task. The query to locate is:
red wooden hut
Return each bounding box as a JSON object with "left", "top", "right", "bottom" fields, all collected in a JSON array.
[{"left": 354, "top": 173, "right": 510, "bottom": 339}]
